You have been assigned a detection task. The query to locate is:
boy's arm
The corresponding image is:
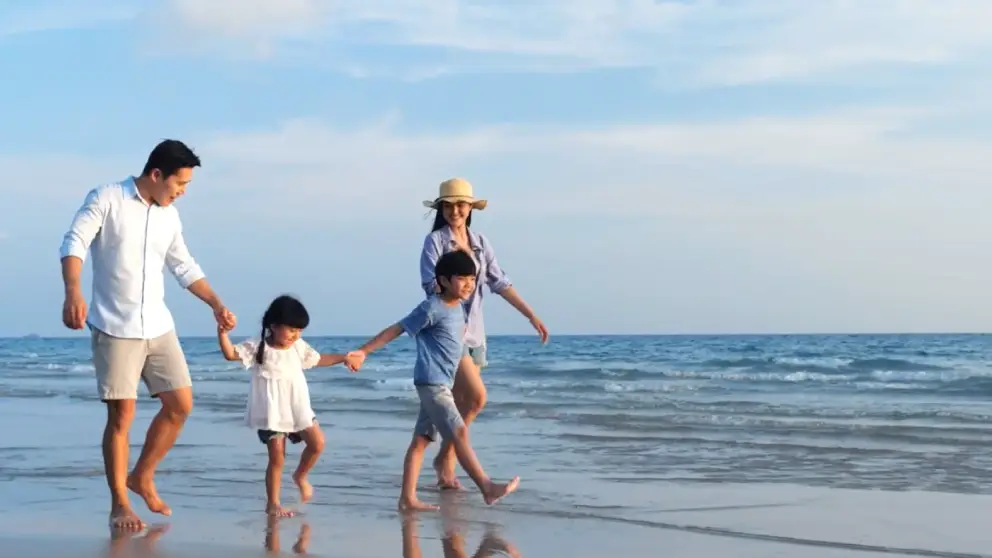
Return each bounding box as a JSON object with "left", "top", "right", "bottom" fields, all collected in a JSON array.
[
  {"left": 217, "top": 327, "right": 239, "bottom": 361},
  {"left": 356, "top": 323, "right": 405, "bottom": 356}
]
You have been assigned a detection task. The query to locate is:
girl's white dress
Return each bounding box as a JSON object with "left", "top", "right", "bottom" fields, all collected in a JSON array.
[{"left": 234, "top": 338, "right": 321, "bottom": 433}]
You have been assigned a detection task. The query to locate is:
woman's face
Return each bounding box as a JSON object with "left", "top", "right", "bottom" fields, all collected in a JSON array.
[{"left": 442, "top": 201, "right": 472, "bottom": 227}]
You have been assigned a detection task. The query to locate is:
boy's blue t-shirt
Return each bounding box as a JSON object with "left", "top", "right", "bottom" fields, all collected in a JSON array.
[{"left": 399, "top": 295, "right": 466, "bottom": 386}]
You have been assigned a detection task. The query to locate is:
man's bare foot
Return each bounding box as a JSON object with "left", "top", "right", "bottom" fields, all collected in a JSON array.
[
  {"left": 266, "top": 503, "right": 296, "bottom": 517},
  {"left": 126, "top": 474, "right": 172, "bottom": 516},
  {"left": 482, "top": 476, "right": 520, "bottom": 505},
  {"left": 109, "top": 504, "right": 144, "bottom": 532},
  {"left": 433, "top": 459, "right": 462, "bottom": 490},
  {"left": 397, "top": 497, "right": 440, "bottom": 512},
  {"left": 292, "top": 472, "right": 313, "bottom": 503}
]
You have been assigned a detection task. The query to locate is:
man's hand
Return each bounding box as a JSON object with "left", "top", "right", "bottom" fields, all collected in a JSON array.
[
  {"left": 344, "top": 351, "right": 366, "bottom": 372},
  {"left": 62, "top": 289, "right": 88, "bottom": 330},
  {"left": 213, "top": 306, "right": 237, "bottom": 331}
]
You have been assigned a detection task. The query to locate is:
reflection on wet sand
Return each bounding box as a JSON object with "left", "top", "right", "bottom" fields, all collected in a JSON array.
[
  {"left": 265, "top": 515, "right": 311, "bottom": 555},
  {"left": 401, "top": 513, "right": 520, "bottom": 558},
  {"left": 106, "top": 523, "right": 170, "bottom": 557}
]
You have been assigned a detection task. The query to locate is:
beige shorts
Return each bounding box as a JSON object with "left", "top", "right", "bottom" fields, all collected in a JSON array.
[{"left": 91, "top": 328, "right": 192, "bottom": 400}]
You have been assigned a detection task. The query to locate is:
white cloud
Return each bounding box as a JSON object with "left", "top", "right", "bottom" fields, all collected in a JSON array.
[
  {"left": 149, "top": 0, "right": 992, "bottom": 85},
  {"left": 176, "top": 107, "right": 992, "bottom": 332},
  {"left": 6, "top": 104, "right": 992, "bottom": 333}
]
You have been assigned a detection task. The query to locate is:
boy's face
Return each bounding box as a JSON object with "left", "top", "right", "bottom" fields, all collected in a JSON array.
[
  {"left": 439, "top": 274, "right": 476, "bottom": 301},
  {"left": 269, "top": 324, "right": 303, "bottom": 347}
]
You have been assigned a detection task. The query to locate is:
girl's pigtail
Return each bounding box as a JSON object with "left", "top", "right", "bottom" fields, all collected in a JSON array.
[{"left": 255, "top": 323, "right": 267, "bottom": 365}]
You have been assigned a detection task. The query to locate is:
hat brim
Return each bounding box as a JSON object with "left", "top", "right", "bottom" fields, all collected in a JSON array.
[{"left": 423, "top": 197, "right": 487, "bottom": 210}]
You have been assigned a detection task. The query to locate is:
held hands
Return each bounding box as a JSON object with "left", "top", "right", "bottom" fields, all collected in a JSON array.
[
  {"left": 344, "top": 350, "right": 366, "bottom": 372},
  {"left": 62, "top": 289, "right": 88, "bottom": 330},
  {"left": 213, "top": 306, "right": 237, "bottom": 332}
]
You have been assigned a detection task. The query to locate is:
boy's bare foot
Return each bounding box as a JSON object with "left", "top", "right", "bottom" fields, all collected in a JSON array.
[
  {"left": 292, "top": 472, "right": 313, "bottom": 503},
  {"left": 482, "top": 476, "right": 520, "bottom": 506},
  {"left": 266, "top": 503, "right": 296, "bottom": 517},
  {"left": 433, "top": 459, "right": 462, "bottom": 490},
  {"left": 397, "top": 497, "right": 440, "bottom": 512},
  {"left": 126, "top": 474, "right": 172, "bottom": 516},
  {"left": 109, "top": 503, "right": 144, "bottom": 532}
]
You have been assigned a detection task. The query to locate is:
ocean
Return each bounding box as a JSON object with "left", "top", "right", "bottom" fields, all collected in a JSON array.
[{"left": 3, "top": 333, "right": 992, "bottom": 556}]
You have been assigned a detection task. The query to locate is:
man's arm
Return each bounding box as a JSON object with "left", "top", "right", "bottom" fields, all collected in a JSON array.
[{"left": 59, "top": 188, "right": 107, "bottom": 329}]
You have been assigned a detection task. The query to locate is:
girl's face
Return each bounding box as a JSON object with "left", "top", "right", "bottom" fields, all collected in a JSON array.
[
  {"left": 269, "top": 324, "right": 302, "bottom": 347},
  {"left": 442, "top": 201, "right": 472, "bottom": 228}
]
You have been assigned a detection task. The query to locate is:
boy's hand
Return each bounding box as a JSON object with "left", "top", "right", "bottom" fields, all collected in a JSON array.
[{"left": 344, "top": 350, "right": 366, "bottom": 372}]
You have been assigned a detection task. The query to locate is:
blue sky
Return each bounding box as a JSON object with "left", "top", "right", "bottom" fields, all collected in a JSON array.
[{"left": 3, "top": 0, "right": 992, "bottom": 337}]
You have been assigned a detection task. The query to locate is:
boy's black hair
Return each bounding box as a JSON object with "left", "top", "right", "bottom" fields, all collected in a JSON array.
[
  {"left": 435, "top": 250, "right": 477, "bottom": 288},
  {"left": 141, "top": 139, "right": 201, "bottom": 179},
  {"left": 256, "top": 294, "right": 310, "bottom": 365}
]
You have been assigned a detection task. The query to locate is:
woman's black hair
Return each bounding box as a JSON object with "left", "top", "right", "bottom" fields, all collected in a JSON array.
[
  {"left": 255, "top": 295, "right": 310, "bottom": 365},
  {"left": 430, "top": 201, "right": 473, "bottom": 232}
]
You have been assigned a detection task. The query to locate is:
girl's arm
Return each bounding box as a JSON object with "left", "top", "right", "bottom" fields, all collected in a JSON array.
[
  {"left": 218, "top": 327, "right": 240, "bottom": 361},
  {"left": 314, "top": 353, "right": 350, "bottom": 368}
]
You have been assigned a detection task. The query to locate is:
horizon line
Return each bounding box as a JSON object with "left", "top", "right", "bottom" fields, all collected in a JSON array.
[{"left": 4, "top": 331, "right": 991, "bottom": 340}]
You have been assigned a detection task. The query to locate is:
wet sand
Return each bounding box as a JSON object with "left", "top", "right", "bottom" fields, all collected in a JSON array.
[{"left": 1, "top": 479, "right": 990, "bottom": 558}]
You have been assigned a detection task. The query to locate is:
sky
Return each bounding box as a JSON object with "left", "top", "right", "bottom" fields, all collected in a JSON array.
[{"left": 2, "top": 0, "right": 992, "bottom": 337}]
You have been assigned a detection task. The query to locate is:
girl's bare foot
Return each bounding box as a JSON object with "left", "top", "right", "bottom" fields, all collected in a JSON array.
[
  {"left": 397, "top": 497, "right": 440, "bottom": 512},
  {"left": 109, "top": 503, "right": 144, "bottom": 532},
  {"left": 482, "top": 476, "right": 520, "bottom": 505},
  {"left": 292, "top": 472, "right": 313, "bottom": 503},
  {"left": 126, "top": 474, "right": 172, "bottom": 516},
  {"left": 266, "top": 504, "right": 296, "bottom": 517}
]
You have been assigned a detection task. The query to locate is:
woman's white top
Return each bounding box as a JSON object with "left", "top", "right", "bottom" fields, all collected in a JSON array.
[{"left": 234, "top": 337, "right": 321, "bottom": 433}]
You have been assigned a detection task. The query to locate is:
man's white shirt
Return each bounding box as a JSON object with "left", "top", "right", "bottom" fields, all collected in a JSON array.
[{"left": 60, "top": 177, "right": 205, "bottom": 340}]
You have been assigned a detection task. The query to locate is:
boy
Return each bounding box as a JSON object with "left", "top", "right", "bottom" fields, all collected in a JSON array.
[{"left": 348, "top": 250, "right": 519, "bottom": 511}]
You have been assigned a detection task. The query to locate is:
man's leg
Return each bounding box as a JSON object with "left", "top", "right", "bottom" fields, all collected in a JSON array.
[
  {"left": 92, "top": 328, "right": 146, "bottom": 530},
  {"left": 128, "top": 330, "right": 193, "bottom": 516}
]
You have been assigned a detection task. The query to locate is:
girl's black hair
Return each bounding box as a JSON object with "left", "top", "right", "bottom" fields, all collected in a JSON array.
[
  {"left": 255, "top": 295, "right": 310, "bottom": 365},
  {"left": 430, "top": 202, "right": 473, "bottom": 232}
]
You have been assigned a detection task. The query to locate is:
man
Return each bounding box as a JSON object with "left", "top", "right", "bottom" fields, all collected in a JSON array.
[{"left": 59, "top": 139, "right": 236, "bottom": 531}]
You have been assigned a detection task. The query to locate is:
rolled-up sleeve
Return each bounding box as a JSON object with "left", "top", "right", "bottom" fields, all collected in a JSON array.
[
  {"left": 165, "top": 215, "right": 206, "bottom": 289},
  {"left": 481, "top": 235, "right": 512, "bottom": 294},
  {"left": 59, "top": 188, "right": 107, "bottom": 261},
  {"left": 420, "top": 235, "right": 441, "bottom": 297}
]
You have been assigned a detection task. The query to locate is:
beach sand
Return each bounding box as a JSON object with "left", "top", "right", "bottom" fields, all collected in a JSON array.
[{"left": 3, "top": 394, "right": 991, "bottom": 556}]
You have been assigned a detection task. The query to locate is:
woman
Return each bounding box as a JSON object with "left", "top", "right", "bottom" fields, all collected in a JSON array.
[{"left": 419, "top": 177, "right": 549, "bottom": 490}]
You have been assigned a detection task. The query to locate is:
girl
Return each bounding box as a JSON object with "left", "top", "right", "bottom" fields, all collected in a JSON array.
[
  {"left": 419, "top": 178, "right": 549, "bottom": 490},
  {"left": 218, "top": 294, "right": 360, "bottom": 517}
]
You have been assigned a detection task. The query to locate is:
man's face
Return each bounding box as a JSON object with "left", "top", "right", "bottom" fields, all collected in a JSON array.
[{"left": 148, "top": 167, "right": 193, "bottom": 207}]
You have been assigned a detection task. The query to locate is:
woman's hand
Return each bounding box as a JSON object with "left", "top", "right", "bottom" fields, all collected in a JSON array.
[{"left": 529, "top": 316, "right": 549, "bottom": 344}]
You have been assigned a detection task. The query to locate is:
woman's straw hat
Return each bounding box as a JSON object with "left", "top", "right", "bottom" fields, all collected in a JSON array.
[{"left": 423, "top": 178, "right": 488, "bottom": 210}]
